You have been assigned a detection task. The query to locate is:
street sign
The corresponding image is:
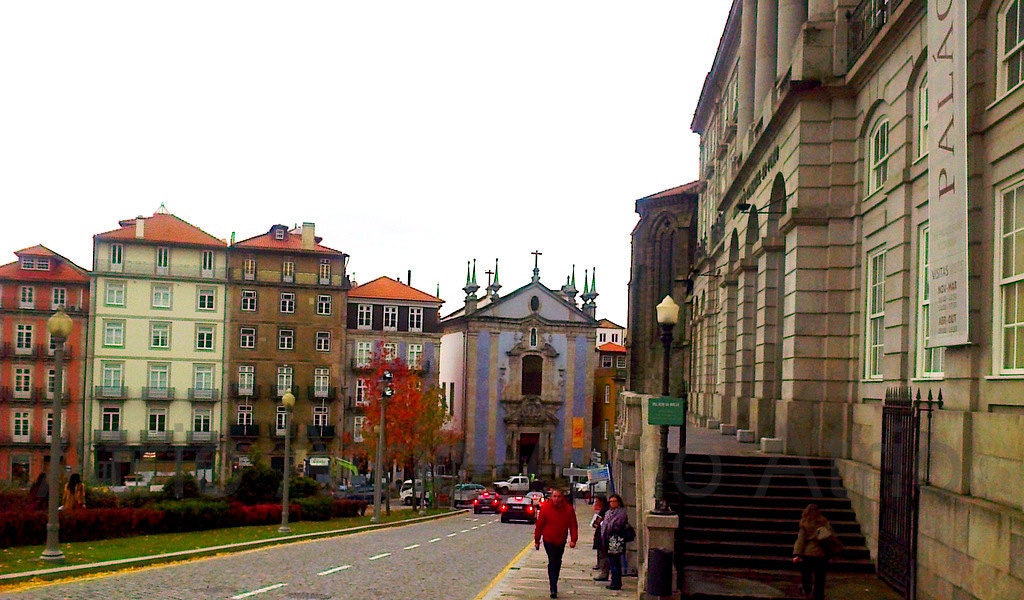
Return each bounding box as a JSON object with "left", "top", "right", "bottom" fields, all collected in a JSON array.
[
  {"left": 308, "top": 457, "right": 330, "bottom": 467},
  {"left": 563, "top": 467, "right": 589, "bottom": 478},
  {"left": 588, "top": 465, "right": 610, "bottom": 483},
  {"left": 648, "top": 396, "right": 684, "bottom": 425}
]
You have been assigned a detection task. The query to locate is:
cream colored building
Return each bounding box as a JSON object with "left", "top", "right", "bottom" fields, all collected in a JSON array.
[
  {"left": 86, "top": 208, "right": 228, "bottom": 485},
  {"left": 690, "top": 1, "right": 1023, "bottom": 598}
]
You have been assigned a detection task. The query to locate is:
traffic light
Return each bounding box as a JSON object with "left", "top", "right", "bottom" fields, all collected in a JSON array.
[{"left": 381, "top": 370, "right": 394, "bottom": 400}]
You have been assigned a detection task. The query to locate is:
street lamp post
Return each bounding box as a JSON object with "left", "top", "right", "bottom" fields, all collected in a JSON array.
[
  {"left": 41, "top": 310, "right": 72, "bottom": 562},
  {"left": 279, "top": 391, "right": 295, "bottom": 533},
  {"left": 371, "top": 370, "right": 394, "bottom": 524},
  {"left": 653, "top": 296, "right": 679, "bottom": 515}
]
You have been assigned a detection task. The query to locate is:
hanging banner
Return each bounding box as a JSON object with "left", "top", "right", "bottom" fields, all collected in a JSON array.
[
  {"left": 572, "top": 417, "right": 585, "bottom": 448},
  {"left": 927, "top": 0, "right": 969, "bottom": 346}
]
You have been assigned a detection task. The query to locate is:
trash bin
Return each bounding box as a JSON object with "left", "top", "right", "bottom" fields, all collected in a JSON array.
[{"left": 646, "top": 547, "right": 674, "bottom": 597}]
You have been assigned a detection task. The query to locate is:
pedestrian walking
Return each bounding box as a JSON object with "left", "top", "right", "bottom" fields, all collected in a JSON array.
[
  {"left": 793, "top": 503, "right": 842, "bottom": 600},
  {"left": 590, "top": 495, "right": 610, "bottom": 581},
  {"left": 533, "top": 488, "right": 579, "bottom": 599},
  {"left": 599, "top": 493, "right": 631, "bottom": 590},
  {"left": 61, "top": 472, "right": 86, "bottom": 511}
]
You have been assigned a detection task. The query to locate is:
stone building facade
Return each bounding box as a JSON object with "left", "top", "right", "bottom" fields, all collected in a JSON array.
[{"left": 691, "top": 0, "right": 1024, "bottom": 597}]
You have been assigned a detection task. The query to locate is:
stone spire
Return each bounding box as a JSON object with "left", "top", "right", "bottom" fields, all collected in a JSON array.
[
  {"left": 488, "top": 258, "right": 502, "bottom": 298},
  {"left": 560, "top": 265, "right": 579, "bottom": 305},
  {"left": 463, "top": 259, "right": 480, "bottom": 313},
  {"left": 582, "top": 267, "right": 599, "bottom": 318}
]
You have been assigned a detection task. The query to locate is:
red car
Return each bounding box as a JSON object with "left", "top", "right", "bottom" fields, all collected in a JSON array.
[{"left": 473, "top": 491, "right": 502, "bottom": 514}]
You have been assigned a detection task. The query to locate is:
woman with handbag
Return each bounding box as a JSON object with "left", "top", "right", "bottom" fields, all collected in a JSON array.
[
  {"left": 792, "top": 503, "right": 841, "bottom": 600},
  {"left": 599, "top": 494, "right": 630, "bottom": 590},
  {"left": 591, "top": 496, "right": 610, "bottom": 581}
]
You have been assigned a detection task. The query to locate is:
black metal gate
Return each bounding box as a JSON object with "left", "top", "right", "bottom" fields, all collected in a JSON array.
[{"left": 877, "top": 387, "right": 918, "bottom": 598}]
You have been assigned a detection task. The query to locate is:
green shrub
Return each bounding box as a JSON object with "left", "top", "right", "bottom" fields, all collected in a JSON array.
[
  {"left": 288, "top": 475, "right": 321, "bottom": 499},
  {"left": 231, "top": 463, "right": 282, "bottom": 505},
  {"left": 296, "top": 496, "right": 333, "bottom": 521},
  {"left": 86, "top": 485, "right": 119, "bottom": 508},
  {"left": 151, "top": 499, "right": 229, "bottom": 532},
  {"left": 159, "top": 473, "right": 201, "bottom": 500},
  {"left": 118, "top": 487, "right": 156, "bottom": 508}
]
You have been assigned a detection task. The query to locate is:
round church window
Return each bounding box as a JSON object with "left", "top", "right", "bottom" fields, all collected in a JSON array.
[{"left": 530, "top": 296, "right": 540, "bottom": 311}]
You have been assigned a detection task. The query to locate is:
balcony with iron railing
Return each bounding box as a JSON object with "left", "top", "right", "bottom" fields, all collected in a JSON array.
[
  {"left": 308, "top": 386, "right": 337, "bottom": 401},
  {"left": 231, "top": 384, "right": 262, "bottom": 399},
  {"left": 94, "top": 429, "right": 128, "bottom": 443},
  {"left": 272, "top": 424, "right": 297, "bottom": 438},
  {"left": 350, "top": 358, "right": 373, "bottom": 371},
  {"left": 142, "top": 387, "right": 176, "bottom": 401},
  {"left": 140, "top": 430, "right": 174, "bottom": 443},
  {"left": 95, "top": 259, "right": 226, "bottom": 279},
  {"left": 189, "top": 388, "right": 220, "bottom": 402},
  {"left": 274, "top": 385, "right": 299, "bottom": 400},
  {"left": 307, "top": 424, "right": 336, "bottom": 439},
  {"left": 186, "top": 430, "right": 219, "bottom": 443},
  {"left": 847, "top": 0, "right": 903, "bottom": 67},
  {"left": 95, "top": 385, "right": 129, "bottom": 400},
  {"left": 229, "top": 423, "right": 260, "bottom": 438},
  {"left": 45, "top": 344, "right": 75, "bottom": 360}
]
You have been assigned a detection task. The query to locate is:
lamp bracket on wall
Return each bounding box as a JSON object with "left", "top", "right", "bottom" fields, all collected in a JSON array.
[
  {"left": 682, "top": 269, "right": 722, "bottom": 294},
  {"left": 736, "top": 202, "right": 787, "bottom": 216}
]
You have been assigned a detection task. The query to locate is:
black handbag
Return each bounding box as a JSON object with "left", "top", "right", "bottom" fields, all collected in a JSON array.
[{"left": 623, "top": 523, "right": 636, "bottom": 543}]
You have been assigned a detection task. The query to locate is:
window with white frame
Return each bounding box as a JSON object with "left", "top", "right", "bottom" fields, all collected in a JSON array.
[
  {"left": 603, "top": 419, "right": 609, "bottom": 441},
  {"left": 275, "top": 228, "right": 285, "bottom": 240},
  {"left": 243, "top": 258, "right": 256, "bottom": 280},
  {"left": 195, "top": 324, "right": 215, "bottom": 350},
  {"left": 1002, "top": 0, "right": 1024, "bottom": 93},
  {"left": 383, "top": 342, "right": 397, "bottom": 361},
  {"left": 407, "top": 343, "right": 423, "bottom": 369},
  {"left": 868, "top": 119, "right": 890, "bottom": 195},
  {"left": 150, "top": 321, "right": 170, "bottom": 349},
  {"left": 193, "top": 408, "right": 212, "bottom": 432},
  {"left": 152, "top": 284, "right": 172, "bottom": 309},
  {"left": 601, "top": 355, "right": 613, "bottom": 368},
  {"left": 201, "top": 250, "right": 215, "bottom": 277},
  {"left": 316, "top": 331, "right": 331, "bottom": 352},
  {"left": 314, "top": 367, "right": 330, "bottom": 397},
  {"left": 52, "top": 287, "right": 66, "bottom": 309},
  {"left": 278, "top": 329, "right": 294, "bottom": 350},
  {"left": 917, "top": 225, "right": 944, "bottom": 377},
  {"left": 599, "top": 332, "right": 607, "bottom": 343},
  {"left": 19, "top": 286, "right": 34, "bottom": 309},
  {"left": 616, "top": 355, "right": 627, "bottom": 368},
  {"left": 101, "top": 362, "right": 123, "bottom": 391},
  {"left": 356, "top": 341, "right": 372, "bottom": 367},
  {"left": 612, "top": 333, "right": 619, "bottom": 343},
  {"left": 13, "top": 411, "right": 30, "bottom": 443},
  {"left": 194, "top": 364, "right": 215, "bottom": 395},
  {"left": 917, "top": 77, "right": 929, "bottom": 159},
  {"left": 237, "top": 403, "right": 253, "bottom": 425},
  {"left": 408, "top": 307, "right": 423, "bottom": 332},
  {"left": 240, "top": 326, "right": 256, "bottom": 349},
  {"left": 1000, "top": 180, "right": 1024, "bottom": 371},
  {"left": 110, "top": 244, "right": 123, "bottom": 270},
  {"left": 383, "top": 305, "right": 398, "bottom": 331},
  {"left": 148, "top": 408, "right": 167, "bottom": 433},
  {"left": 104, "top": 320, "right": 125, "bottom": 347},
  {"left": 47, "top": 367, "right": 66, "bottom": 397},
  {"left": 279, "top": 292, "right": 295, "bottom": 314},
  {"left": 241, "top": 289, "right": 257, "bottom": 311},
  {"left": 604, "top": 384, "right": 611, "bottom": 404},
  {"left": 46, "top": 410, "right": 65, "bottom": 442},
  {"left": 21, "top": 257, "right": 50, "bottom": 270},
  {"left": 277, "top": 366, "right": 293, "bottom": 396},
  {"left": 276, "top": 406, "right": 289, "bottom": 434},
  {"left": 102, "top": 406, "right": 121, "bottom": 431},
  {"left": 197, "top": 288, "right": 215, "bottom": 311},
  {"left": 317, "top": 294, "right": 332, "bottom": 315},
  {"left": 357, "top": 304, "right": 372, "bottom": 329},
  {"left": 282, "top": 260, "right": 295, "bottom": 282},
  {"left": 313, "top": 404, "right": 330, "bottom": 427},
  {"left": 353, "top": 415, "right": 367, "bottom": 442},
  {"left": 865, "top": 247, "right": 886, "bottom": 379},
  {"left": 105, "top": 281, "right": 125, "bottom": 306},
  {"left": 16, "top": 324, "right": 33, "bottom": 354},
  {"left": 319, "top": 259, "right": 331, "bottom": 283},
  {"left": 156, "top": 247, "right": 170, "bottom": 274},
  {"left": 14, "top": 367, "right": 31, "bottom": 398},
  {"left": 148, "top": 363, "right": 169, "bottom": 393},
  {"left": 355, "top": 378, "right": 368, "bottom": 405},
  {"left": 238, "top": 365, "right": 255, "bottom": 395}
]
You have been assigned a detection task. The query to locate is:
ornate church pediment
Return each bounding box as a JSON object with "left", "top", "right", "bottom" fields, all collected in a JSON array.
[
  {"left": 502, "top": 396, "right": 559, "bottom": 426},
  {"left": 508, "top": 325, "right": 559, "bottom": 358}
]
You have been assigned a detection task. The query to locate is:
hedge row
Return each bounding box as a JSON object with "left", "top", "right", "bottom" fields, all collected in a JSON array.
[{"left": 0, "top": 498, "right": 368, "bottom": 548}]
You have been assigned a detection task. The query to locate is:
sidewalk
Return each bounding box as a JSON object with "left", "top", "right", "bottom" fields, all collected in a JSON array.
[{"left": 479, "top": 501, "right": 637, "bottom": 599}]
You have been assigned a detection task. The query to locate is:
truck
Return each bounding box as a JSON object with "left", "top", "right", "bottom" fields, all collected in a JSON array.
[{"left": 492, "top": 474, "right": 531, "bottom": 495}]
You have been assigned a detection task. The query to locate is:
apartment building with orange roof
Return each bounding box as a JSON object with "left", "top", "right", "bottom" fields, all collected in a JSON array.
[
  {"left": 345, "top": 275, "right": 443, "bottom": 472},
  {"left": 0, "top": 246, "right": 90, "bottom": 483},
  {"left": 224, "top": 223, "right": 349, "bottom": 480},
  {"left": 592, "top": 318, "right": 626, "bottom": 462},
  {"left": 86, "top": 207, "right": 228, "bottom": 485}
]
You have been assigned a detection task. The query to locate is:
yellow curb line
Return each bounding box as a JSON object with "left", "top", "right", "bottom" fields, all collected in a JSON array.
[{"left": 474, "top": 538, "right": 535, "bottom": 600}]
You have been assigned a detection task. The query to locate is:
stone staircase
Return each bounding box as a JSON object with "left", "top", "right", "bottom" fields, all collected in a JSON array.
[{"left": 665, "top": 452, "right": 875, "bottom": 574}]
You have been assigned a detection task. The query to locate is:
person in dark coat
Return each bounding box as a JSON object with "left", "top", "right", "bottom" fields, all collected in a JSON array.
[
  {"left": 598, "top": 494, "right": 629, "bottom": 590},
  {"left": 792, "top": 503, "right": 835, "bottom": 600}
]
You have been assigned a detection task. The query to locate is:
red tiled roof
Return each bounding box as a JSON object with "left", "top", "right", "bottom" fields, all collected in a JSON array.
[
  {"left": 597, "top": 342, "right": 627, "bottom": 353},
  {"left": 0, "top": 245, "right": 90, "bottom": 283},
  {"left": 232, "top": 225, "right": 345, "bottom": 255},
  {"left": 349, "top": 276, "right": 443, "bottom": 303},
  {"left": 94, "top": 212, "right": 227, "bottom": 248},
  {"left": 641, "top": 181, "right": 705, "bottom": 201}
]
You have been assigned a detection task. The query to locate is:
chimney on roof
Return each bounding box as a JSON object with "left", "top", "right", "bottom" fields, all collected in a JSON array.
[
  {"left": 301, "top": 222, "right": 315, "bottom": 250},
  {"left": 135, "top": 217, "right": 145, "bottom": 239},
  {"left": 407, "top": 270, "right": 412, "bottom": 287}
]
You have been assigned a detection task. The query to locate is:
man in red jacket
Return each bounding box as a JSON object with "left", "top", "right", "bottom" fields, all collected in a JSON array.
[{"left": 534, "top": 488, "right": 579, "bottom": 599}]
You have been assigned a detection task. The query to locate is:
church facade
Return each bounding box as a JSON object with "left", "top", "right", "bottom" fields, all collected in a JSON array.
[{"left": 440, "top": 258, "right": 598, "bottom": 480}]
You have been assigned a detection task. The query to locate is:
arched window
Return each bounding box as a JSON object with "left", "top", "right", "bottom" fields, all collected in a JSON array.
[
  {"left": 522, "top": 355, "right": 542, "bottom": 395},
  {"left": 868, "top": 119, "right": 890, "bottom": 195},
  {"left": 1001, "top": 0, "right": 1024, "bottom": 94},
  {"left": 529, "top": 327, "right": 538, "bottom": 347},
  {"left": 917, "top": 76, "right": 929, "bottom": 159}
]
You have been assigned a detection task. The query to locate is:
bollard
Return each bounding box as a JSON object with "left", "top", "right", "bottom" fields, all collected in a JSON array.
[{"left": 646, "top": 547, "right": 674, "bottom": 597}]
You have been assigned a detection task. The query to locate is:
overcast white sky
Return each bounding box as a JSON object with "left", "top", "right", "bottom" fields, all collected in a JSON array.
[{"left": 0, "top": 2, "right": 730, "bottom": 326}]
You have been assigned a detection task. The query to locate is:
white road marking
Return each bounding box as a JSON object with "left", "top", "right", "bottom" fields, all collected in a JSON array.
[
  {"left": 429, "top": 537, "right": 441, "bottom": 543},
  {"left": 471, "top": 526, "right": 479, "bottom": 530},
  {"left": 404, "top": 544, "right": 420, "bottom": 550},
  {"left": 317, "top": 565, "right": 352, "bottom": 576},
  {"left": 461, "top": 529, "right": 469, "bottom": 533},
  {"left": 369, "top": 553, "right": 392, "bottom": 561},
  {"left": 231, "top": 583, "right": 286, "bottom": 599},
  {"left": 447, "top": 533, "right": 458, "bottom": 537}
]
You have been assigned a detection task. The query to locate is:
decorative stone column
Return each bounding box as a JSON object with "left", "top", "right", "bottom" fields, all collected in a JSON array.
[
  {"left": 754, "top": 0, "right": 779, "bottom": 118},
  {"left": 778, "top": 0, "right": 809, "bottom": 79},
  {"left": 737, "top": 0, "right": 758, "bottom": 138},
  {"left": 808, "top": 0, "right": 831, "bottom": 21}
]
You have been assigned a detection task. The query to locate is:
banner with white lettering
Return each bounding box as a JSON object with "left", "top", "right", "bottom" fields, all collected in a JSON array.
[{"left": 927, "top": 0, "right": 969, "bottom": 346}]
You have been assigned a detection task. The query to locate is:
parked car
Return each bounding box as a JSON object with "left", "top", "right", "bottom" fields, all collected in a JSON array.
[
  {"left": 500, "top": 495, "right": 538, "bottom": 523},
  {"left": 343, "top": 484, "right": 385, "bottom": 504},
  {"left": 492, "top": 474, "right": 530, "bottom": 495},
  {"left": 454, "top": 483, "right": 486, "bottom": 507},
  {"left": 472, "top": 490, "right": 502, "bottom": 514}
]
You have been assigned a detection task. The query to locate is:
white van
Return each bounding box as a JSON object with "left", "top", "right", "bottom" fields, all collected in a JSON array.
[{"left": 400, "top": 479, "right": 425, "bottom": 505}]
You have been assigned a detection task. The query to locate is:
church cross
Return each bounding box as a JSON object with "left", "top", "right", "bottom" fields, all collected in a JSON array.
[{"left": 531, "top": 250, "right": 543, "bottom": 282}]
